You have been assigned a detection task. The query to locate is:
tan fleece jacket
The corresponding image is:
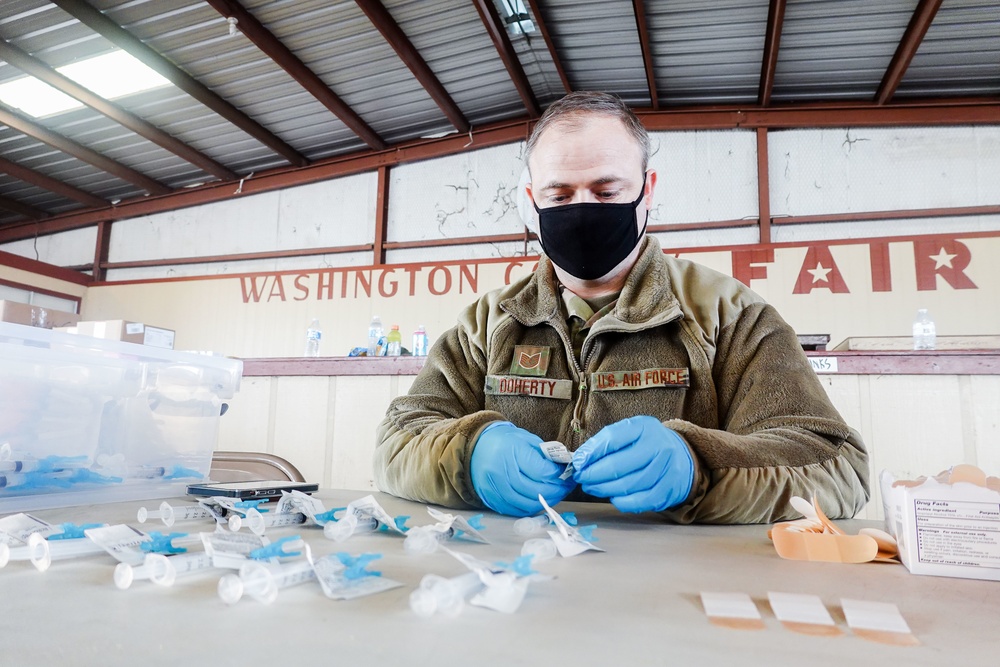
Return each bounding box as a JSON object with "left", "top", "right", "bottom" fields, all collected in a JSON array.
[{"left": 374, "top": 237, "right": 870, "bottom": 524}]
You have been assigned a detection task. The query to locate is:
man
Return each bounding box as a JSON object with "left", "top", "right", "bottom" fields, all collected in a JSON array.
[{"left": 374, "top": 91, "right": 869, "bottom": 523}]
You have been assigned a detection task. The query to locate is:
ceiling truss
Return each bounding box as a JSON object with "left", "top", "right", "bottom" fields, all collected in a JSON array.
[{"left": 0, "top": 0, "right": 995, "bottom": 243}]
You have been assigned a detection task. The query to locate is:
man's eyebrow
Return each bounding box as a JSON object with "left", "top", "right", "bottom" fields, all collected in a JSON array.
[{"left": 539, "top": 176, "right": 626, "bottom": 190}]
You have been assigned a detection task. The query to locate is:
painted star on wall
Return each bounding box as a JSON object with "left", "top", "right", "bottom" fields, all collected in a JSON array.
[
  {"left": 807, "top": 262, "right": 833, "bottom": 283},
  {"left": 929, "top": 248, "right": 958, "bottom": 269}
]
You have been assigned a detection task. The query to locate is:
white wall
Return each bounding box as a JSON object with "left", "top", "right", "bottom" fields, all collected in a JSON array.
[{"left": 4, "top": 126, "right": 998, "bottom": 273}]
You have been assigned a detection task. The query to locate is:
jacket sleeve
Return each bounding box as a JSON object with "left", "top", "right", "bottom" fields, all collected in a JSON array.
[
  {"left": 663, "top": 302, "right": 870, "bottom": 524},
  {"left": 373, "top": 298, "right": 504, "bottom": 508}
]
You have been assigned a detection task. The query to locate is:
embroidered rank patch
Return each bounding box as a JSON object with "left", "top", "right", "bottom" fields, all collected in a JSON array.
[
  {"left": 509, "top": 345, "right": 551, "bottom": 377},
  {"left": 590, "top": 368, "right": 690, "bottom": 391},
  {"left": 485, "top": 375, "right": 573, "bottom": 399}
]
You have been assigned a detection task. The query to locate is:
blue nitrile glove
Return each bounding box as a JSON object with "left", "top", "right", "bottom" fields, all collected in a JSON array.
[
  {"left": 572, "top": 416, "right": 695, "bottom": 513},
  {"left": 471, "top": 422, "right": 576, "bottom": 517}
]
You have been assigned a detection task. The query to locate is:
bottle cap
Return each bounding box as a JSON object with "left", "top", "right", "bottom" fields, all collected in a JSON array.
[{"left": 391, "top": 325, "right": 399, "bottom": 330}]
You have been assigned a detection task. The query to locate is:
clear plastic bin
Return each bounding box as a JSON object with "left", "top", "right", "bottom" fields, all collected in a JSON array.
[{"left": 0, "top": 322, "right": 242, "bottom": 513}]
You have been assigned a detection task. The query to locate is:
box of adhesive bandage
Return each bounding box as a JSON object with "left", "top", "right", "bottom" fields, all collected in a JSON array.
[
  {"left": 880, "top": 466, "right": 1000, "bottom": 582},
  {"left": 0, "top": 321, "right": 241, "bottom": 513}
]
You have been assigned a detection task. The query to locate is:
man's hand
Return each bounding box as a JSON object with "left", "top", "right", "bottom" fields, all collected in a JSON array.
[
  {"left": 470, "top": 422, "right": 576, "bottom": 517},
  {"left": 572, "top": 416, "right": 695, "bottom": 513}
]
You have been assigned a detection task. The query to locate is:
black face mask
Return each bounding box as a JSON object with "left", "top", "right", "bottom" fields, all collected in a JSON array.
[{"left": 534, "top": 175, "right": 648, "bottom": 281}]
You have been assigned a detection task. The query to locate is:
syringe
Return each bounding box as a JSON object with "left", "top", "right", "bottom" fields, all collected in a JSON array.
[
  {"left": 512, "top": 515, "right": 550, "bottom": 536},
  {"left": 137, "top": 500, "right": 216, "bottom": 527},
  {"left": 512, "top": 511, "right": 578, "bottom": 536},
  {"left": 27, "top": 532, "right": 106, "bottom": 572},
  {"left": 114, "top": 553, "right": 161, "bottom": 589},
  {"left": 521, "top": 537, "right": 557, "bottom": 562},
  {"left": 135, "top": 551, "right": 215, "bottom": 587},
  {"left": 409, "top": 571, "right": 483, "bottom": 618},
  {"left": 323, "top": 513, "right": 375, "bottom": 542},
  {"left": 228, "top": 508, "right": 307, "bottom": 535},
  {"left": 0, "top": 455, "right": 89, "bottom": 473},
  {"left": 0, "top": 542, "right": 31, "bottom": 568},
  {"left": 218, "top": 559, "right": 316, "bottom": 605},
  {"left": 403, "top": 525, "right": 449, "bottom": 555}
]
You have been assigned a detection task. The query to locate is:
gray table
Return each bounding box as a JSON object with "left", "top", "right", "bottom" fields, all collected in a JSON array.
[{"left": 1, "top": 491, "right": 994, "bottom": 666}]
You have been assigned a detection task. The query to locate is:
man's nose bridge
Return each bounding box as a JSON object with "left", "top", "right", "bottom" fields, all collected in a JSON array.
[{"left": 572, "top": 190, "right": 599, "bottom": 204}]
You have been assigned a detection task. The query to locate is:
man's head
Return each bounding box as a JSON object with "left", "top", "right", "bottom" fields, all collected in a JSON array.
[
  {"left": 526, "top": 91, "right": 651, "bottom": 175},
  {"left": 524, "top": 92, "right": 656, "bottom": 295}
]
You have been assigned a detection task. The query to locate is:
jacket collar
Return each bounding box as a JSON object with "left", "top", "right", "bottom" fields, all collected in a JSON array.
[{"left": 501, "top": 236, "right": 683, "bottom": 329}]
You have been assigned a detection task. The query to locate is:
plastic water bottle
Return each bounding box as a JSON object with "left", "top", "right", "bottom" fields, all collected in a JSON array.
[
  {"left": 386, "top": 325, "right": 402, "bottom": 356},
  {"left": 412, "top": 325, "right": 428, "bottom": 357},
  {"left": 912, "top": 309, "right": 936, "bottom": 350},
  {"left": 367, "top": 315, "right": 384, "bottom": 356},
  {"left": 304, "top": 318, "right": 322, "bottom": 357}
]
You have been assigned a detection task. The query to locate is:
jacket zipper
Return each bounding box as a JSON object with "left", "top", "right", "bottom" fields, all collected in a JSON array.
[{"left": 568, "top": 311, "right": 685, "bottom": 446}]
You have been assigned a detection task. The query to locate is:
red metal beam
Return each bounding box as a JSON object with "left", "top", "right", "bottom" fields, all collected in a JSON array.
[
  {"left": 355, "top": 0, "right": 469, "bottom": 134},
  {"left": 382, "top": 232, "right": 529, "bottom": 250},
  {"left": 0, "top": 248, "right": 91, "bottom": 285},
  {"left": 471, "top": 0, "right": 541, "bottom": 117},
  {"left": 756, "top": 128, "right": 771, "bottom": 243},
  {"left": 648, "top": 219, "right": 751, "bottom": 234},
  {"left": 773, "top": 204, "right": 1000, "bottom": 226},
  {"left": 0, "top": 157, "right": 107, "bottom": 209},
  {"left": 876, "top": 0, "right": 943, "bottom": 105},
  {"left": 205, "top": 0, "right": 386, "bottom": 151},
  {"left": 0, "top": 106, "right": 171, "bottom": 196},
  {"left": 757, "top": 0, "right": 786, "bottom": 106},
  {"left": 524, "top": 0, "right": 572, "bottom": 94},
  {"left": 0, "top": 39, "right": 236, "bottom": 182},
  {"left": 632, "top": 0, "right": 659, "bottom": 109},
  {"left": 96, "top": 244, "right": 374, "bottom": 272},
  {"left": 374, "top": 165, "right": 389, "bottom": 265},
  {"left": 92, "top": 219, "right": 112, "bottom": 282},
  {"left": 739, "top": 102, "right": 1000, "bottom": 128},
  {"left": 50, "top": 0, "right": 308, "bottom": 167},
  {"left": 0, "top": 194, "right": 47, "bottom": 220}
]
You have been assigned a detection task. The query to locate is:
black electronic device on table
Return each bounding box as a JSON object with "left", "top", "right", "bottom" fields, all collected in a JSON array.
[{"left": 186, "top": 480, "right": 319, "bottom": 499}]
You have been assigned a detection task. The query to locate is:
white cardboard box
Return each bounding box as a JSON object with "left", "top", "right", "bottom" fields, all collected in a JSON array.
[
  {"left": 74, "top": 320, "right": 175, "bottom": 349},
  {"left": 880, "top": 467, "right": 1000, "bottom": 582}
]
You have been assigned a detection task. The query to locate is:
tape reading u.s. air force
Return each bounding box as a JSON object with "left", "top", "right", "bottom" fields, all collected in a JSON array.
[
  {"left": 484, "top": 375, "right": 574, "bottom": 399},
  {"left": 590, "top": 368, "right": 690, "bottom": 391}
]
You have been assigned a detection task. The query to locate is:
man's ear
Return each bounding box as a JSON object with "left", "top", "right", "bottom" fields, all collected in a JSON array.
[{"left": 644, "top": 169, "right": 657, "bottom": 210}]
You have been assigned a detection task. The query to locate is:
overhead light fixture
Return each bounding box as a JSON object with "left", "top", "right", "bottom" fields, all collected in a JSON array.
[
  {"left": 498, "top": 0, "right": 535, "bottom": 37},
  {"left": 227, "top": 17, "right": 239, "bottom": 37},
  {"left": 0, "top": 50, "right": 171, "bottom": 118}
]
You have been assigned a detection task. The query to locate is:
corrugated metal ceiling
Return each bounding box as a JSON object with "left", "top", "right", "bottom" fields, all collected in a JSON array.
[{"left": 0, "top": 0, "right": 997, "bottom": 229}]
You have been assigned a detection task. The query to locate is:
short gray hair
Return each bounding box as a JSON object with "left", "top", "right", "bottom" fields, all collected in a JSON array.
[{"left": 525, "top": 91, "right": 650, "bottom": 171}]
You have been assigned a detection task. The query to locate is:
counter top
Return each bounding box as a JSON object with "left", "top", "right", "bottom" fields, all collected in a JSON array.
[
  {"left": 240, "top": 350, "right": 1000, "bottom": 376},
  {"left": 2, "top": 491, "right": 995, "bottom": 666}
]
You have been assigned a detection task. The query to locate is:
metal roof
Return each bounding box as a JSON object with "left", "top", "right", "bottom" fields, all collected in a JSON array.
[{"left": 0, "top": 0, "right": 998, "bottom": 230}]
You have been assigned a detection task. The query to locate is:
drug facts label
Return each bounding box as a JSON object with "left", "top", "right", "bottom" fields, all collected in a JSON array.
[{"left": 914, "top": 499, "right": 1000, "bottom": 569}]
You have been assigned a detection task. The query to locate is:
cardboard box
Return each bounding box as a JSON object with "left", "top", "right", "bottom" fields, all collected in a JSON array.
[
  {"left": 75, "top": 320, "right": 175, "bottom": 349},
  {"left": 0, "top": 300, "right": 80, "bottom": 328},
  {"left": 880, "top": 467, "right": 1000, "bottom": 582},
  {"left": 0, "top": 321, "right": 242, "bottom": 513}
]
